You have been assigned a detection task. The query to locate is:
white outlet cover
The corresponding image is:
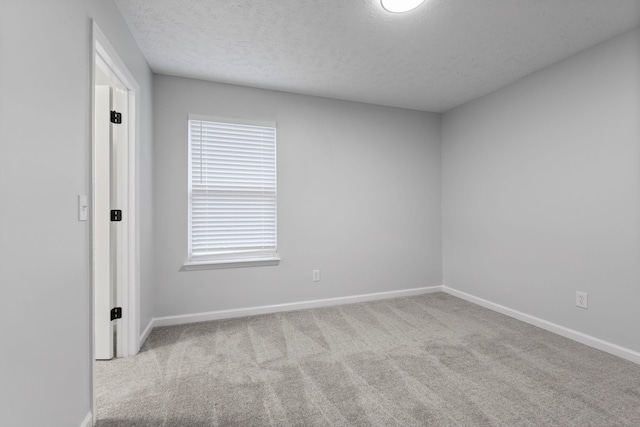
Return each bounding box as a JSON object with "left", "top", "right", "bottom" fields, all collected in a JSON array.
[{"left": 576, "top": 291, "right": 588, "bottom": 309}]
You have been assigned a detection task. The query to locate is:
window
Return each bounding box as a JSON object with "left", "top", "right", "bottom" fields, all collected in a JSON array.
[{"left": 184, "top": 115, "right": 279, "bottom": 269}]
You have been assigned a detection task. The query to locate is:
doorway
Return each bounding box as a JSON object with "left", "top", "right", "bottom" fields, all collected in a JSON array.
[{"left": 91, "top": 21, "right": 140, "bottom": 424}]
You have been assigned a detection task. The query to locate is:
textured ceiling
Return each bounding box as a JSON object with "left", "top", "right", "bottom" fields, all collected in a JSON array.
[{"left": 115, "top": 0, "right": 640, "bottom": 112}]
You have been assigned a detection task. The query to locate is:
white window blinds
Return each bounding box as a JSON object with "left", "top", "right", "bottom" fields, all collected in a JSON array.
[{"left": 188, "top": 117, "right": 277, "bottom": 263}]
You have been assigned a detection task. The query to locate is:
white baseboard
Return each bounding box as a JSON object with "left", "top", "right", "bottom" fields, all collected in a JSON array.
[
  {"left": 79, "top": 412, "right": 92, "bottom": 427},
  {"left": 149, "top": 286, "right": 442, "bottom": 329},
  {"left": 139, "top": 318, "right": 154, "bottom": 348},
  {"left": 442, "top": 285, "right": 640, "bottom": 365}
]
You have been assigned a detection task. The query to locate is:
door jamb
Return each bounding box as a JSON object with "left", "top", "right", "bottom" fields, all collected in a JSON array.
[{"left": 91, "top": 20, "right": 141, "bottom": 424}]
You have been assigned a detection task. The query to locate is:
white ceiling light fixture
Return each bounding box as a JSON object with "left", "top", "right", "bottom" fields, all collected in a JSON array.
[{"left": 381, "top": 0, "right": 426, "bottom": 13}]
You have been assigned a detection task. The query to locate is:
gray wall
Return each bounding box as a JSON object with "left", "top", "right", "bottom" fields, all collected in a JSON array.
[
  {"left": 153, "top": 75, "right": 442, "bottom": 317},
  {"left": 0, "top": 0, "right": 153, "bottom": 425},
  {"left": 442, "top": 28, "right": 640, "bottom": 352}
]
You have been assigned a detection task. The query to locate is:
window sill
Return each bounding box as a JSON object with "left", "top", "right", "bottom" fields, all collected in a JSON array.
[{"left": 180, "top": 256, "right": 281, "bottom": 271}]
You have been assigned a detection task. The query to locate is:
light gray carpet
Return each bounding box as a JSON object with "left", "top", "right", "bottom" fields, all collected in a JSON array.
[{"left": 95, "top": 293, "right": 640, "bottom": 426}]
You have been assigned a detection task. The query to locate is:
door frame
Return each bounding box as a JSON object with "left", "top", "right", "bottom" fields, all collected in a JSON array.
[{"left": 90, "top": 20, "right": 140, "bottom": 423}]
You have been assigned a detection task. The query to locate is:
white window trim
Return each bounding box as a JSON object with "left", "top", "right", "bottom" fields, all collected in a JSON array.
[
  {"left": 183, "top": 114, "right": 280, "bottom": 271},
  {"left": 181, "top": 256, "right": 281, "bottom": 271}
]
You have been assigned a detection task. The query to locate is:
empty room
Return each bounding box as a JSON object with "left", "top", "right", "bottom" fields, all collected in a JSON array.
[{"left": 2, "top": 0, "right": 640, "bottom": 426}]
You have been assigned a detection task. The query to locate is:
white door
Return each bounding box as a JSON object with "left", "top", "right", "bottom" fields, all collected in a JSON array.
[
  {"left": 94, "top": 85, "right": 127, "bottom": 360},
  {"left": 95, "top": 85, "right": 114, "bottom": 360}
]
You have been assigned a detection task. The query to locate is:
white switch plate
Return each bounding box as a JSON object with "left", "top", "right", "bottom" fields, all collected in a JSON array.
[
  {"left": 576, "top": 291, "right": 588, "bottom": 309},
  {"left": 78, "top": 195, "right": 88, "bottom": 221},
  {"left": 312, "top": 270, "right": 320, "bottom": 282}
]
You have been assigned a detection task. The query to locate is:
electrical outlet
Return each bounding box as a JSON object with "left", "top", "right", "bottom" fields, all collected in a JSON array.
[
  {"left": 576, "top": 291, "right": 588, "bottom": 309},
  {"left": 312, "top": 270, "right": 320, "bottom": 282}
]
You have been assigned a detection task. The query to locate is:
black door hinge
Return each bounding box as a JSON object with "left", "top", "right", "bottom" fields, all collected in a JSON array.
[
  {"left": 110, "top": 110, "right": 122, "bottom": 124},
  {"left": 110, "top": 210, "right": 122, "bottom": 222},
  {"left": 111, "top": 307, "right": 122, "bottom": 321}
]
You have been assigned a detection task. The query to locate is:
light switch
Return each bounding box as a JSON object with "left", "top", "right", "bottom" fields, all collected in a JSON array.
[{"left": 78, "top": 195, "right": 88, "bottom": 221}]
